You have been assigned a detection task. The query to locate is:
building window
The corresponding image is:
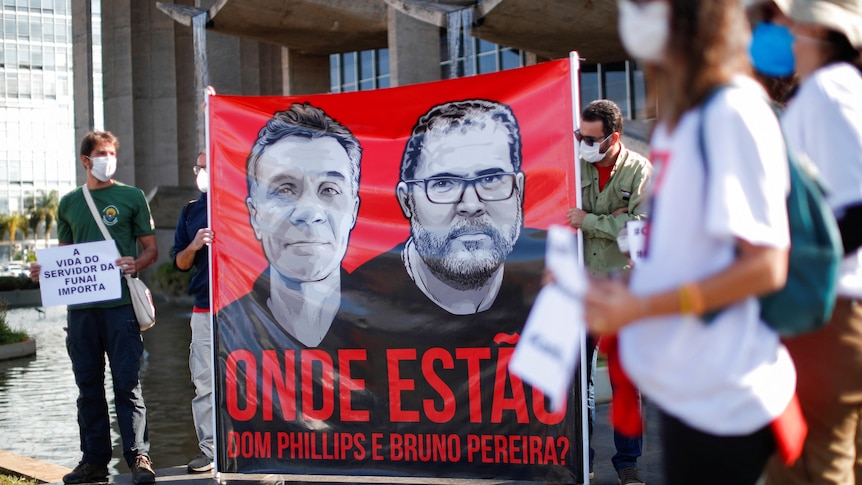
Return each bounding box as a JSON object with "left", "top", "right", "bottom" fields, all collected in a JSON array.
[
  {"left": 330, "top": 49, "right": 390, "bottom": 93},
  {"left": 579, "top": 61, "right": 647, "bottom": 120},
  {"left": 440, "top": 33, "right": 526, "bottom": 79}
]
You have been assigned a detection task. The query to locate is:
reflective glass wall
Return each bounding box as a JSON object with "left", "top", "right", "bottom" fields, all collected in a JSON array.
[{"left": 0, "top": 0, "right": 76, "bottom": 236}]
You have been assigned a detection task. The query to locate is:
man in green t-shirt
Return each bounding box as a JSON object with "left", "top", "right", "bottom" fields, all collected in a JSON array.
[{"left": 30, "top": 131, "right": 158, "bottom": 484}]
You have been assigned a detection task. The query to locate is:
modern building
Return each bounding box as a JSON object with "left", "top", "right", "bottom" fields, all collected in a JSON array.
[
  {"left": 70, "top": 0, "right": 646, "bottom": 269},
  {"left": 0, "top": 0, "right": 77, "bottom": 234}
]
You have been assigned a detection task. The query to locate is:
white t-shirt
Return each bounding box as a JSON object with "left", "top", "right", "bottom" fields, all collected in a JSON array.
[
  {"left": 783, "top": 62, "right": 862, "bottom": 299},
  {"left": 621, "top": 78, "right": 796, "bottom": 435}
]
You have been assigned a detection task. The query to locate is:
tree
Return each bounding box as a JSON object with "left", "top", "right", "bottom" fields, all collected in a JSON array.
[
  {"left": 7, "top": 212, "right": 27, "bottom": 246},
  {"left": 35, "top": 190, "right": 59, "bottom": 246},
  {"left": 29, "top": 210, "right": 42, "bottom": 250},
  {"left": 0, "top": 214, "right": 9, "bottom": 243}
]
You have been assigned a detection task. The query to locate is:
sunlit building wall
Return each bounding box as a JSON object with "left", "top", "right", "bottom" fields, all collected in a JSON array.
[{"left": 0, "top": 0, "right": 77, "bottom": 220}]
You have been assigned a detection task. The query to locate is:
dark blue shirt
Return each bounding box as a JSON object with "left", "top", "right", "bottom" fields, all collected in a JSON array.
[{"left": 172, "top": 192, "right": 209, "bottom": 309}]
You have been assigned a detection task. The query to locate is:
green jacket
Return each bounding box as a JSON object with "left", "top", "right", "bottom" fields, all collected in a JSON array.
[{"left": 581, "top": 146, "right": 651, "bottom": 275}]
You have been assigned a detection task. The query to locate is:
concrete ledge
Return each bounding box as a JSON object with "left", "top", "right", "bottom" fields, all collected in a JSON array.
[
  {"left": 0, "top": 289, "right": 42, "bottom": 308},
  {"left": 0, "top": 338, "right": 36, "bottom": 361},
  {"left": 0, "top": 449, "right": 71, "bottom": 483}
]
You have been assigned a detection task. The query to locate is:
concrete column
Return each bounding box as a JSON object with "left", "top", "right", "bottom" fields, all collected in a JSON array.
[
  {"left": 240, "top": 38, "right": 262, "bottom": 95},
  {"left": 100, "top": 0, "right": 136, "bottom": 185},
  {"left": 101, "top": 0, "right": 180, "bottom": 193},
  {"left": 282, "top": 49, "right": 330, "bottom": 95},
  {"left": 133, "top": 1, "right": 179, "bottom": 192},
  {"left": 387, "top": 6, "right": 441, "bottom": 87},
  {"left": 71, "top": 0, "right": 94, "bottom": 186},
  {"left": 173, "top": 0, "right": 197, "bottom": 188},
  {"left": 258, "top": 43, "right": 284, "bottom": 95}
]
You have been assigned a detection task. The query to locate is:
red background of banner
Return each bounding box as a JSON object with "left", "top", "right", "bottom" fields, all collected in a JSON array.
[{"left": 209, "top": 59, "right": 576, "bottom": 311}]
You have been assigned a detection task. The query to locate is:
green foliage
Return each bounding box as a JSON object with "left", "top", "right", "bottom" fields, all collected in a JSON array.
[
  {"left": 0, "top": 300, "right": 28, "bottom": 345},
  {"left": 0, "top": 276, "right": 39, "bottom": 292},
  {"left": 151, "top": 261, "right": 194, "bottom": 298},
  {"left": 0, "top": 475, "right": 37, "bottom": 485}
]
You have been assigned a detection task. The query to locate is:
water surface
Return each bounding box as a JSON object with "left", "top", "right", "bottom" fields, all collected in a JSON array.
[{"left": 0, "top": 302, "right": 200, "bottom": 473}]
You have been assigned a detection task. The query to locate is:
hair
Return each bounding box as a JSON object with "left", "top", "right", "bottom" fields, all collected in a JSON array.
[
  {"left": 652, "top": 0, "right": 752, "bottom": 128},
  {"left": 80, "top": 131, "right": 119, "bottom": 157},
  {"left": 824, "top": 29, "right": 862, "bottom": 72},
  {"left": 246, "top": 103, "right": 361, "bottom": 197},
  {"left": 400, "top": 99, "right": 522, "bottom": 181},
  {"left": 582, "top": 99, "right": 624, "bottom": 136}
]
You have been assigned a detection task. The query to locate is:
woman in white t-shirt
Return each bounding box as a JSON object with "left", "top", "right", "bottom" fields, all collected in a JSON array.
[
  {"left": 583, "top": 1, "right": 798, "bottom": 483},
  {"left": 763, "top": 1, "right": 862, "bottom": 483}
]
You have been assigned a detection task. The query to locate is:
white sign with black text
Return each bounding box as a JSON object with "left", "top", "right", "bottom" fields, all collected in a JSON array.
[
  {"left": 37, "top": 241, "right": 122, "bottom": 307},
  {"left": 509, "top": 225, "right": 586, "bottom": 411}
]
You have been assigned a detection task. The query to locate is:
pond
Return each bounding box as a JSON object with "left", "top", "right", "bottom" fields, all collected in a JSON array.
[{"left": 0, "top": 302, "right": 201, "bottom": 474}]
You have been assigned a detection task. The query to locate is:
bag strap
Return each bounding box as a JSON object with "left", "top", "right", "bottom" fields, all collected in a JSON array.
[
  {"left": 82, "top": 185, "right": 134, "bottom": 282},
  {"left": 82, "top": 185, "right": 114, "bottom": 242}
]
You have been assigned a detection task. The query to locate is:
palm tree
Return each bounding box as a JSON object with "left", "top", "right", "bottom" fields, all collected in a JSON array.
[
  {"left": 29, "top": 210, "right": 43, "bottom": 250},
  {"left": 6, "top": 212, "right": 26, "bottom": 246},
  {"left": 0, "top": 214, "right": 10, "bottom": 243},
  {"left": 35, "top": 190, "right": 59, "bottom": 246}
]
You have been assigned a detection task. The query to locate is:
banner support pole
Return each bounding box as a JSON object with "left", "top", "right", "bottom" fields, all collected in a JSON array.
[{"left": 569, "top": 50, "right": 590, "bottom": 485}]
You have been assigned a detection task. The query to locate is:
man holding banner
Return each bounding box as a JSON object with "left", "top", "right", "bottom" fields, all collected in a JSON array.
[
  {"left": 568, "top": 99, "right": 651, "bottom": 485},
  {"left": 30, "top": 131, "right": 158, "bottom": 484}
]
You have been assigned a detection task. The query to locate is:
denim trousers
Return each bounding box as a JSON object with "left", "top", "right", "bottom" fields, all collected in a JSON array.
[
  {"left": 67, "top": 305, "right": 150, "bottom": 467},
  {"left": 189, "top": 311, "right": 214, "bottom": 459},
  {"left": 586, "top": 336, "right": 643, "bottom": 471}
]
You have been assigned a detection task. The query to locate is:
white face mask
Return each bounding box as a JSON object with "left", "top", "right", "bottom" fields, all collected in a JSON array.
[
  {"left": 89, "top": 155, "right": 117, "bottom": 182},
  {"left": 195, "top": 167, "right": 209, "bottom": 193},
  {"left": 618, "top": 0, "right": 670, "bottom": 63},
  {"left": 580, "top": 140, "right": 607, "bottom": 164}
]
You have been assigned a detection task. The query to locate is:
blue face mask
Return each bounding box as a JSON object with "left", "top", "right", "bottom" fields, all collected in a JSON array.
[{"left": 750, "top": 22, "right": 795, "bottom": 77}]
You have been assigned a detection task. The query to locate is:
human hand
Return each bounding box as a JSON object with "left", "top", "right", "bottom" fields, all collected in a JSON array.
[
  {"left": 115, "top": 256, "right": 137, "bottom": 275},
  {"left": 191, "top": 228, "right": 214, "bottom": 251},
  {"left": 567, "top": 208, "right": 587, "bottom": 228},
  {"left": 584, "top": 278, "right": 643, "bottom": 335},
  {"left": 612, "top": 207, "right": 628, "bottom": 216},
  {"left": 29, "top": 263, "right": 41, "bottom": 282}
]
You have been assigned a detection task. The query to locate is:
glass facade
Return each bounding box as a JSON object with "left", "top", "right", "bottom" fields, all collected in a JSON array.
[
  {"left": 329, "top": 36, "right": 648, "bottom": 123},
  {"left": 329, "top": 49, "right": 390, "bottom": 93},
  {"left": 0, "top": 0, "right": 75, "bottom": 226}
]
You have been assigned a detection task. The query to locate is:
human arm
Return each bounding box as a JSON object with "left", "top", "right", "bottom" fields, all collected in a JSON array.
[
  {"left": 116, "top": 234, "right": 158, "bottom": 275},
  {"left": 576, "top": 158, "right": 651, "bottom": 238},
  {"left": 175, "top": 228, "right": 213, "bottom": 271},
  {"left": 585, "top": 238, "right": 788, "bottom": 335}
]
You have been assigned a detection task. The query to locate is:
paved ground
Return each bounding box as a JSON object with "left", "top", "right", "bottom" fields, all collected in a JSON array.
[{"left": 3, "top": 401, "right": 665, "bottom": 485}]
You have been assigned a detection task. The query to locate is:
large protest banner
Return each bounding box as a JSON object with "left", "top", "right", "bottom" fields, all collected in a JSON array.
[{"left": 209, "top": 58, "right": 583, "bottom": 482}]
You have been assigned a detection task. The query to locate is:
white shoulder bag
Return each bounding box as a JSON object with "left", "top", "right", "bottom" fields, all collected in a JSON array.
[{"left": 82, "top": 185, "right": 156, "bottom": 331}]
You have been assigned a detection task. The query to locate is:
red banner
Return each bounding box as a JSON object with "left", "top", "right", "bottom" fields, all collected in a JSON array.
[{"left": 210, "top": 59, "right": 582, "bottom": 481}]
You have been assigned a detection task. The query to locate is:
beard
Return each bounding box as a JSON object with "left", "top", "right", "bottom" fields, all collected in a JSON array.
[{"left": 411, "top": 215, "right": 521, "bottom": 291}]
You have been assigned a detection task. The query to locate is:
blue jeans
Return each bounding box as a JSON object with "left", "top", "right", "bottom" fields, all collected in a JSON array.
[
  {"left": 586, "top": 336, "right": 643, "bottom": 471},
  {"left": 67, "top": 305, "right": 150, "bottom": 467}
]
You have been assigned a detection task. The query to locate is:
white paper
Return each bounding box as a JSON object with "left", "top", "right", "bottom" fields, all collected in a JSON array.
[
  {"left": 509, "top": 225, "right": 586, "bottom": 411},
  {"left": 626, "top": 219, "right": 648, "bottom": 264},
  {"left": 37, "top": 241, "right": 122, "bottom": 307}
]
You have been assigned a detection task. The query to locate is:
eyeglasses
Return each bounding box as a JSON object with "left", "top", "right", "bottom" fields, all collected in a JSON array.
[
  {"left": 404, "top": 173, "right": 517, "bottom": 204},
  {"left": 193, "top": 165, "right": 205, "bottom": 175},
  {"left": 575, "top": 130, "right": 612, "bottom": 147}
]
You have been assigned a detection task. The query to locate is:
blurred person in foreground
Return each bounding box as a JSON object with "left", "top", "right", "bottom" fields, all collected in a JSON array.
[
  {"left": 569, "top": 99, "right": 651, "bottom": 485},
  {"left": 763, "top": 0, "right": 862, "bottom": 483},
  {"left": 580, "top": 1, "right": 800, "bottom": 484},
  {"left": 747, "top": 0, "right": 799, "bottom": 104},
  {"left": 172, "top": 151, "right": 214, "bottom": 473}
]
